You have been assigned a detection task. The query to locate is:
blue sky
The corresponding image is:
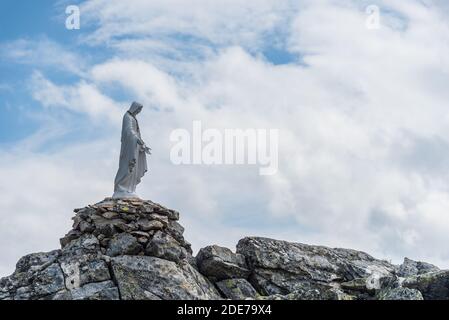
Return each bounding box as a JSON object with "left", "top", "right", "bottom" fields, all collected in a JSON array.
[
  {"left": 2, "top": 0, "right": 449, "bottom": 277},
  {"left": 0, "top": 0, "right": 295, "bottom": 145},
  {"left": 0, "top": 0, "right": 77, "bottom": 143}
]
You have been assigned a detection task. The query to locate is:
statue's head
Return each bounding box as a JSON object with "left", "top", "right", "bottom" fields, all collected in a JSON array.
[{"left": 129, "top": 101, "right": 143, "bottom": 115}]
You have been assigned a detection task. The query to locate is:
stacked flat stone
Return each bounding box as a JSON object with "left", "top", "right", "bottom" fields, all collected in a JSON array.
[
  {"left": 60, "top": 198, "right": 192, "bottom": 263},
  {"left": 0, "top": 199, "right": 221, "bottom": 300}
]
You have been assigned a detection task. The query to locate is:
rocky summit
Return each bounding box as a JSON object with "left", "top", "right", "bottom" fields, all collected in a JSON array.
[{"left": 1, "top": 199, "right": 448, "bottom": 300}]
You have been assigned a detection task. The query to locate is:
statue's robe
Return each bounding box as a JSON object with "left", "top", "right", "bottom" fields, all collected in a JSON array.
[{"left": 113, "top": 103, "right": 148, "bottom": 198}]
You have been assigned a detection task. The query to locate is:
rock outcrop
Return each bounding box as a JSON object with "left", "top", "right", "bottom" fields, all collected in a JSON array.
[
  {"left": 1, "top": 198, "right": 448, "bottom": 300},
  {"left": 196, "top": 245, "right": 250, "bottom": 281}
]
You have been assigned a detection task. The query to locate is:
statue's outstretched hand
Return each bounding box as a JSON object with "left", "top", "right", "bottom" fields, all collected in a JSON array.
[{"left": 143, "top": 145, "right": 152, "bottom": 155}]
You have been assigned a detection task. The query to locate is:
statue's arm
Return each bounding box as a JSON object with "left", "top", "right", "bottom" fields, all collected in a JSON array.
[
  {"left": 140, "top": 138, "right": 152, "bottom": 154},
  {"left": 126, "top": 115, "right": 145, "bottom": 145},
  {"left": 126, "top": 115, "right": 150, "bottom": 154}
]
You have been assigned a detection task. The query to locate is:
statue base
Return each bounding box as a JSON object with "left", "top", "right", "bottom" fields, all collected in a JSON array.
[{"left": 112, "top": 191, "right": 140, "bottom": 199}]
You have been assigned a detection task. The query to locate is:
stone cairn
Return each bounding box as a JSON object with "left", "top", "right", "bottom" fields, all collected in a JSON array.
[
  {"left": 0, "top": 198, "right": 223, "bottom": 300},
  {"left": 60, "top": 198, "right": 192, "bottom": 263}
]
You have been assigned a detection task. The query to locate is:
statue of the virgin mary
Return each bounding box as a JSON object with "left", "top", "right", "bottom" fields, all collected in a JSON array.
[{"left": 113, "top": 102, "right": 151, "bottom": 199}]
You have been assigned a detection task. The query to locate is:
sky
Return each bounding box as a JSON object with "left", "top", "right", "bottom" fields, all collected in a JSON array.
[{"left": 1, "top": 0, "right": 449, "bottom": 277}]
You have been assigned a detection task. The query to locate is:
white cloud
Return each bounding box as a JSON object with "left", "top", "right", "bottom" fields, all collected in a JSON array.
[
  {"left": 0, "top": 138, "right": 116, "bottom": 276},
  {"left": 0, "top": 37, "right": 88, "bottom": 76},
  {"left": 3, "top": 0, "right": 449, "bottom": 276},
  {"left": 91, "top": 59, "right": 184, "bottom": 109},
  {"left": 80, "top": 0, "right": 295, "bottom": 50},
  {"left": 29, "top": 71, "right": 123, "bottom": 124}
]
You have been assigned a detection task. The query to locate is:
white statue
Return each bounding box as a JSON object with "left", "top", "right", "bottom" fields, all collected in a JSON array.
[{"left": 113, "top": 102, "right": 151, "bottom": 199}]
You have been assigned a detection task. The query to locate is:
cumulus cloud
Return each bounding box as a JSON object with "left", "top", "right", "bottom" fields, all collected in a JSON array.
[
  {"left": 0, "top": 37, "right": 88, "bottom": 76},
  {"left": 2, "top": 0, "right": 449, "bottom": 276},
  {"left": 29, "top": 71, "right": 123, "bottom": 124},
  {"left": 80, "top": 0, "right": 295, "bottom": 50}
]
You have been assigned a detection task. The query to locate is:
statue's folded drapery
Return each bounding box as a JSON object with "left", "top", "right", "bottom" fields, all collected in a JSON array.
[{"left": 113, "top": 102, "right": 148, "bottom": 198}]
